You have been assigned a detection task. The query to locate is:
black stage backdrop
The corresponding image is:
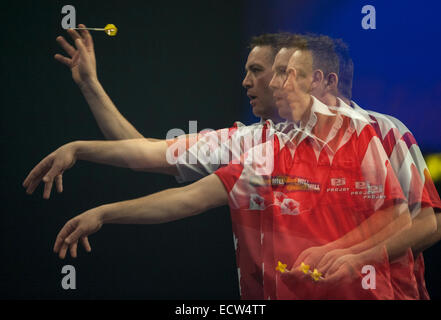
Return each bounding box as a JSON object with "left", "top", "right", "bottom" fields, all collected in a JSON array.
[
  {"left": 1, "top": 0, "right": 440, "bottom": 300},
  {"left": 1, "top": 0, "right": 243, "bottom": 299}
]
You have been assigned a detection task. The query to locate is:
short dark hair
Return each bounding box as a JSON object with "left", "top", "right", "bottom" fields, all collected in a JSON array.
[
  {"left": 283, "top": 34, "right": 308, "bottom": 50},
  {"left": 248, "top": 32, "right": 296, "bottom": 59},
  {"left": 298, "top": 35, "right": 340, "bottom": 79},
  {"left": 333, "top": 38, "right": 353, "bottom": 100}
]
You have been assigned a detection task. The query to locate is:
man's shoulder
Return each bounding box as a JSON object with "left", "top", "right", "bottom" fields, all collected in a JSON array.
[{"left": 351, "top": 100, "right": 413, "bottom": 137}]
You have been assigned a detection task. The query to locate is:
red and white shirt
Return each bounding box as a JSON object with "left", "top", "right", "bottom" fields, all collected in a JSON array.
[
  {"left": 351, "top": 100, "right": 441, "bottom": 300},
  {"left": 215, "top": 96, "right": 411, "bottom": 299},
  {"left": 167, "top": 97, "right": 440, "bottom": 299}
]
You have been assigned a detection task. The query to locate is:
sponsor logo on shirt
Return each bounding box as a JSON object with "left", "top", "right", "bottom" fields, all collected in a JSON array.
[
  {"left": 331, "top": 178, "right": 346, "bottom": 186},
  {"left": 271, "top": 176, "right": 286, "bottom": 186},
  {"left": 355, "top": 181, "right": 384, "bottom": 193},
  {"left": 355, "top": 181, "right": 368, "bottom": 189},
  {"left": 352, "top": 181, "right": 386, "bottom": 199},
  {"left": 327, "top": 187, "right": 350, "bottom": 192},
  {"left": 367, "top": 184, "right": 383, "bottom": 194},
  {"left": 327, "top": 178, "right": 349, "bottom": 192},
  {"left": 266, "top": 175, "right": 320, "bottom": 192}
]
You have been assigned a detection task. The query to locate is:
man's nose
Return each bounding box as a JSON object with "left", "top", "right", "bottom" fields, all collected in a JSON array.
[
  {"left": 269, "top": 75, "right": 278, "bottom": 90},
  {"left": 242, "top": 72, "right": 252, "bottom": 89}
]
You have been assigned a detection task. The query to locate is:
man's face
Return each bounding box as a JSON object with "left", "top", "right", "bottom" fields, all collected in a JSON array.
[
  {"left": 242, "top": 46, "right": 277, "bottom": 120},
  {"left": 269, "top": 47, "right": 296, "bottom": 120},
  {"left": 284, "top": 49, "right": 314, "bottom": 121}
]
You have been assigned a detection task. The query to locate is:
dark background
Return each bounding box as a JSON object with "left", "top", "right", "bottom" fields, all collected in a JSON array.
[{"left": 1, "top": 0, "right": 440, "bottom": 299}]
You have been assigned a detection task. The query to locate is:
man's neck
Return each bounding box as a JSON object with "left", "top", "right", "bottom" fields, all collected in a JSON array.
[
  {"left": 311, "top": 94, "right": 339, "bottom": 144},
  {"left": 337, "top": 94, "right": 351, "bottom": 107},
  {"left": 260, "top": 107, "right": 285, "bottom": 124},
  {"left": 299, "top": 95, "right": 314, "bottom": 127},
  {"left": 267, "top": 113, "right": 284, "bottom": 124},
  {"left": 318, "top": 92, "right": 338, "bottom": 107}
]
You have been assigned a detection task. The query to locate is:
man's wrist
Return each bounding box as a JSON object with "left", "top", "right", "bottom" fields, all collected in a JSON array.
[
  {"left": 93, "top": 205, "right": 108, "bottom": 225},
  {"left": 67, "top": 140, "right": 88, "bottom": 161},
  {"left": 357, "top": 245, "right": 386, "bottom": 265},
  {"left": 77, "top": 76, "right": 100, "bottom": 92},
  {"left": 95, "top": 203, "right": 116, "bottom": 225},
  {"left": 324, "top": 241, "right": 341, "bottom": 251},
  {"left": 343, "top": 246, "right": 356, "bottom": 255}
]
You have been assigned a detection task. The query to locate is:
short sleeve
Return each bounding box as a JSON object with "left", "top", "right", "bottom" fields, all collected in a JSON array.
[{"left": 172, "top": 123, "right": 266, "bottom": 183}]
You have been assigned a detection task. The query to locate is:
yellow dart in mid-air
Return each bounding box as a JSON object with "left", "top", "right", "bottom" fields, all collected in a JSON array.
[{"left": 72, "top": 24, "right": 118, "bottom": 36}]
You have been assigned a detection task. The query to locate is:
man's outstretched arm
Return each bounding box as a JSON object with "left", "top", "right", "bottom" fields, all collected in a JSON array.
[
  {"left": 55, "top": 25, "right": 146, "bottom": 140},
  {"left": 53, "top": 174, "right": 228, "bottom": 259},
  {"left": 23, "top": 139, "right": 178, "bottom": 199}
]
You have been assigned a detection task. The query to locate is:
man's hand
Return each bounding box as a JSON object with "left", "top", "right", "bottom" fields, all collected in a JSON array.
[
  {"left": 280, "top": 267, "right": 310, "bottom": 287},
  {"left": 55, "top": 24, "right": 97, "bottom": 86},
  {"left": 23, "top": 142, "right": 78, "bottom": 199},
  {"left": 293, "top": 244, "right": 332, "bottom": 269},
  {"left": 316, "top": 248, "right": 352, "bottom": 274},
  {"left": 279, "top": 266, "right": 323, "bottom": 299},
  {"left": 323, "top": 254, "right": 361, "bottom": 280},
  {"left": 53, "top": 209, "right": 103, "bottom": 259}
]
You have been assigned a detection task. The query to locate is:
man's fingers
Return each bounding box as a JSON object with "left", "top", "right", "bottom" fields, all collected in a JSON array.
[
  {"left": 65, "top": 226, "right": 85, "bottom": 245},
  {"left": 317, "top": 259, "right": 335, "bottom": 273},
  {"left": 319, "top": 261, "right": 333, "bottom": 274},
  {"left": 54, "top": 220, "right": 78, "bottom": 252},
  {"left": 58, "top": 224, "right": 82, "bottom": 259},
  {"left": 81, "top": 236, "right": 92, "bottom": 252},
  {"left": 54, "top": 53, "right": 72, "bottom": 67},
  {"left": 317, "top": 255, "right": 331, "bottom": 270},
  {"left": 43, "top": 180, "right": 54, "bottom": 199},
  {"left": 322, "top": 268, "right": 347, "bottom": 285},
  {"left": 54, "top": 234, "right": 65, "bottom": 253},
  {"left": 281, "top": 268, "right": 302, "bottom": 279},
  {"left": 77, "top": 24, "right": 94, "bottom": 48},
  {"left": 69, "top": 241, "right": 78, "bottom": 258},
  {"left": 67, "top": 28, "right": 82, "bottom": 42},
  {"left": 25, "top": 171, "right": 46, "bottom": 195},
  {"left": 325, "top": 263, "right": 340, "bottom": 277},
  {"left": 59, "top": 242, "right": 69, "bottom": 259},
  {"left": 293, "top": 257, "right": 303, "bottom": 268},
  {"left": 56, "top": 36, "right": 76, "bottom": 57},
  {"left": 23, "top": 158, "right": 50, "bottom": 188},
  {"left": 42, "top": 165, "right": 62, "bottom": 199},
  {"left": 55, "top": 174, "right": 63, "bottom": 193},
  {"left": 279, "top": 268, "right": 308, "bottom": 287},
  {"left": 74, "top": 38, "right": 87, "bottom": 56},
  {"left": 24, "top": 161, "right": 52, "bottom": 195}
]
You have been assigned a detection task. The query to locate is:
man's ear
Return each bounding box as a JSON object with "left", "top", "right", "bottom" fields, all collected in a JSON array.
[
  {"left": 310, "top": 69, "right": 324, "bottom": 91},
  {"left": 283, "top": 68, "right": 296, "bottom": 90},
  {"left": 326, "top": 72, "right": 339, "bottom": 92}
]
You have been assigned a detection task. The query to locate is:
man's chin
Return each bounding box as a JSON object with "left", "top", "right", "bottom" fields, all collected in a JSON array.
[
  {"left": 251, "top": 105, "right": 263, "bottom": 118},
  {"left": 277, "top": 109, "right": 293, "bottom": 122}
]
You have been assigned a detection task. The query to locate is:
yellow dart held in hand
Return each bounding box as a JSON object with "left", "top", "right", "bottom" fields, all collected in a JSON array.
[
  {"left": 311, "top": 268, "right": 323, "bottom": 282},
  {"left": 276, "top": 261, "right": 288, "bottom": 273},
  {"left": 72, "top": 24, "right": 118, "bottom": 36},
  {"left": 299, "top": 262, "right": 310, "bottom": 274},
  {"left": 299, "top": 262, "right": 325, "bottom": 281}
]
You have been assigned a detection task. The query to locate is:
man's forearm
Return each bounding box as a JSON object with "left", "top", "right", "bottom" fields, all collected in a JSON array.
[
  {"left": 72, "top": 139, "right": 178, "bottom": 175},
  {"left": 97, "top": 188, "right": 199, "bottom": 224},
  {"left": 351, "top": 207, "right": 436, "bottom": 264},
  {"left": 346, "top": 211, "right": 412, "bottom": 259},
  {"left": 411, "top": 210, "right": 441, "bottom": 254},
  {"left": 95, "top": 174, "right": 228, "bottom": 224},
  {"left": 324, "top": 203, "right": 408, "bottom": 251},
  {"left": 79, "top": 79, "right": 145, "bottom": 140}
]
